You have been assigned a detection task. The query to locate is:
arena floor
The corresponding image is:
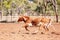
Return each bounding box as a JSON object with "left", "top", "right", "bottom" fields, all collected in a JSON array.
[{"left": 0, "top": 23, "right": 60, "bottom": 40}]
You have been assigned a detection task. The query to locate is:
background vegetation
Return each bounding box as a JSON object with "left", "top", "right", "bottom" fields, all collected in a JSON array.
[
  {"left": 0, "top": 0, "right": 60, "bottom": 22},
  {"left": 0, "top": 0, "right": 60, "bottom": 16}
]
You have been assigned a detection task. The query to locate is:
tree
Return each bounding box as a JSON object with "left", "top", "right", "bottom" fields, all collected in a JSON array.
[
  {"left": 0, "top": 0, "right": 3, "bottom": 20},
  {"left": 57, "top": 0, "right": 60, "bottom": 5},
  {"left": 52, "top": 0, "right": 58, "bottom": 22}
]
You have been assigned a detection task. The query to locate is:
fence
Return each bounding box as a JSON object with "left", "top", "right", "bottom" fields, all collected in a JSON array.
[
  {"left": 0, "top": 16, "right": 19, "bottom": 23},
  {"left": 0, "top": 16, "right": 60, "bottom": 23}
]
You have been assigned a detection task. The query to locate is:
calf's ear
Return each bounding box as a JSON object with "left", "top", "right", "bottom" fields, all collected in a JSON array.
[
  {"left": 23, "top": 17, "right": 27, "bottom": 21},
  {"left": 23, "top": 16, "right": 29, "bottom": 21}
]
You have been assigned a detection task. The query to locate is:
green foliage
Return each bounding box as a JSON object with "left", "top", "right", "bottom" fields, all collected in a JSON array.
[
  {"left": 57, "top": 0, "right": 60, "bottom": 5},
  {"left": 0, "top": 0, "right": 60, "bottom": 16},
  {"left": 33, "top": 0, "right": 38, "bottom": 3},
  {"left": 3, "top": 0, "right": 11, "bottom": 9},
  {"left": 30, "top": 3, "right": 37, "bottom": 10},
  {"left": 26, "top": 2, "right": 37, "bottom": 10}
]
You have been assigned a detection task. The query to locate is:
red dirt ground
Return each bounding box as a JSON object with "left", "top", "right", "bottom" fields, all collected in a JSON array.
[{"left": 0, "top": 23, "right": 60, "bottom": 40}]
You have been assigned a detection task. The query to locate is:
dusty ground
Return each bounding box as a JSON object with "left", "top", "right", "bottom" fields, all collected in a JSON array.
[{"left": 0, "top": 23, "right": 60, "bottom": 40}]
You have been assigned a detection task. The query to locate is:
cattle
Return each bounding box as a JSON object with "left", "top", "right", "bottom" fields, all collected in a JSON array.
[
  {"left": 32, "top": 17, "right": 52, "bottom": 32},
  {"left": 17, "top": 16, "right": 33, "bottom": 31},
  {"left": 17, "top": 16, "right": 30, "bottom": 22},
  {"left": 17, "top": 16, "right": 52, "bottom": 33}
]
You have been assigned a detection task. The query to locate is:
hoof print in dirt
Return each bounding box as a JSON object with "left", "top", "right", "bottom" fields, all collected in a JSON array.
[
  {"left": 18, "top": 30, "right": 20, "bottom": 32},
  {"left": 24, "top": 33, "right": 29, "bottom": 34},
  {"left": 18, "top": 31, "right": 20, "bottom": 34},
  {"left": 11, "top": 32, "right": 15, "bottom": 34},
  {"left": 41, "top": 32, "right": 44, "bottom": 34},
  {"left": 1, "top": 32, "right": 4, "bottom": 34},
  {"left": 51, "top": 32, "right": 55, "bottom": 34},
  {"left": 32, "top": 33, "right": 37, "bottom": 35},
  {"left": 21, "top": 35, "right": 24, "bottom": 37},
  {"left": 51, "top": 32, "right": 60, "bottom": 35}
]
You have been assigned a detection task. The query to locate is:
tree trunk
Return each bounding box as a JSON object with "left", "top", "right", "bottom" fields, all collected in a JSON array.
[
  {"left": 43, "top": 0, "right": 47, "bottom": 16},
  {"left": 56, "top": 13, "right": 58, "bottom": 22},
  {"left": 52, "top": 0, "right": 58, "bottom": 22},
  {"left": 0, "top": 0, "right": 3, "bottom": 21}
]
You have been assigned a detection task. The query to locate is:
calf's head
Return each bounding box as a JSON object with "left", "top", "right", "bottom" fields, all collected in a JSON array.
[{"left": 17, "top": 16, "right": 30, "bottom": 23}]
